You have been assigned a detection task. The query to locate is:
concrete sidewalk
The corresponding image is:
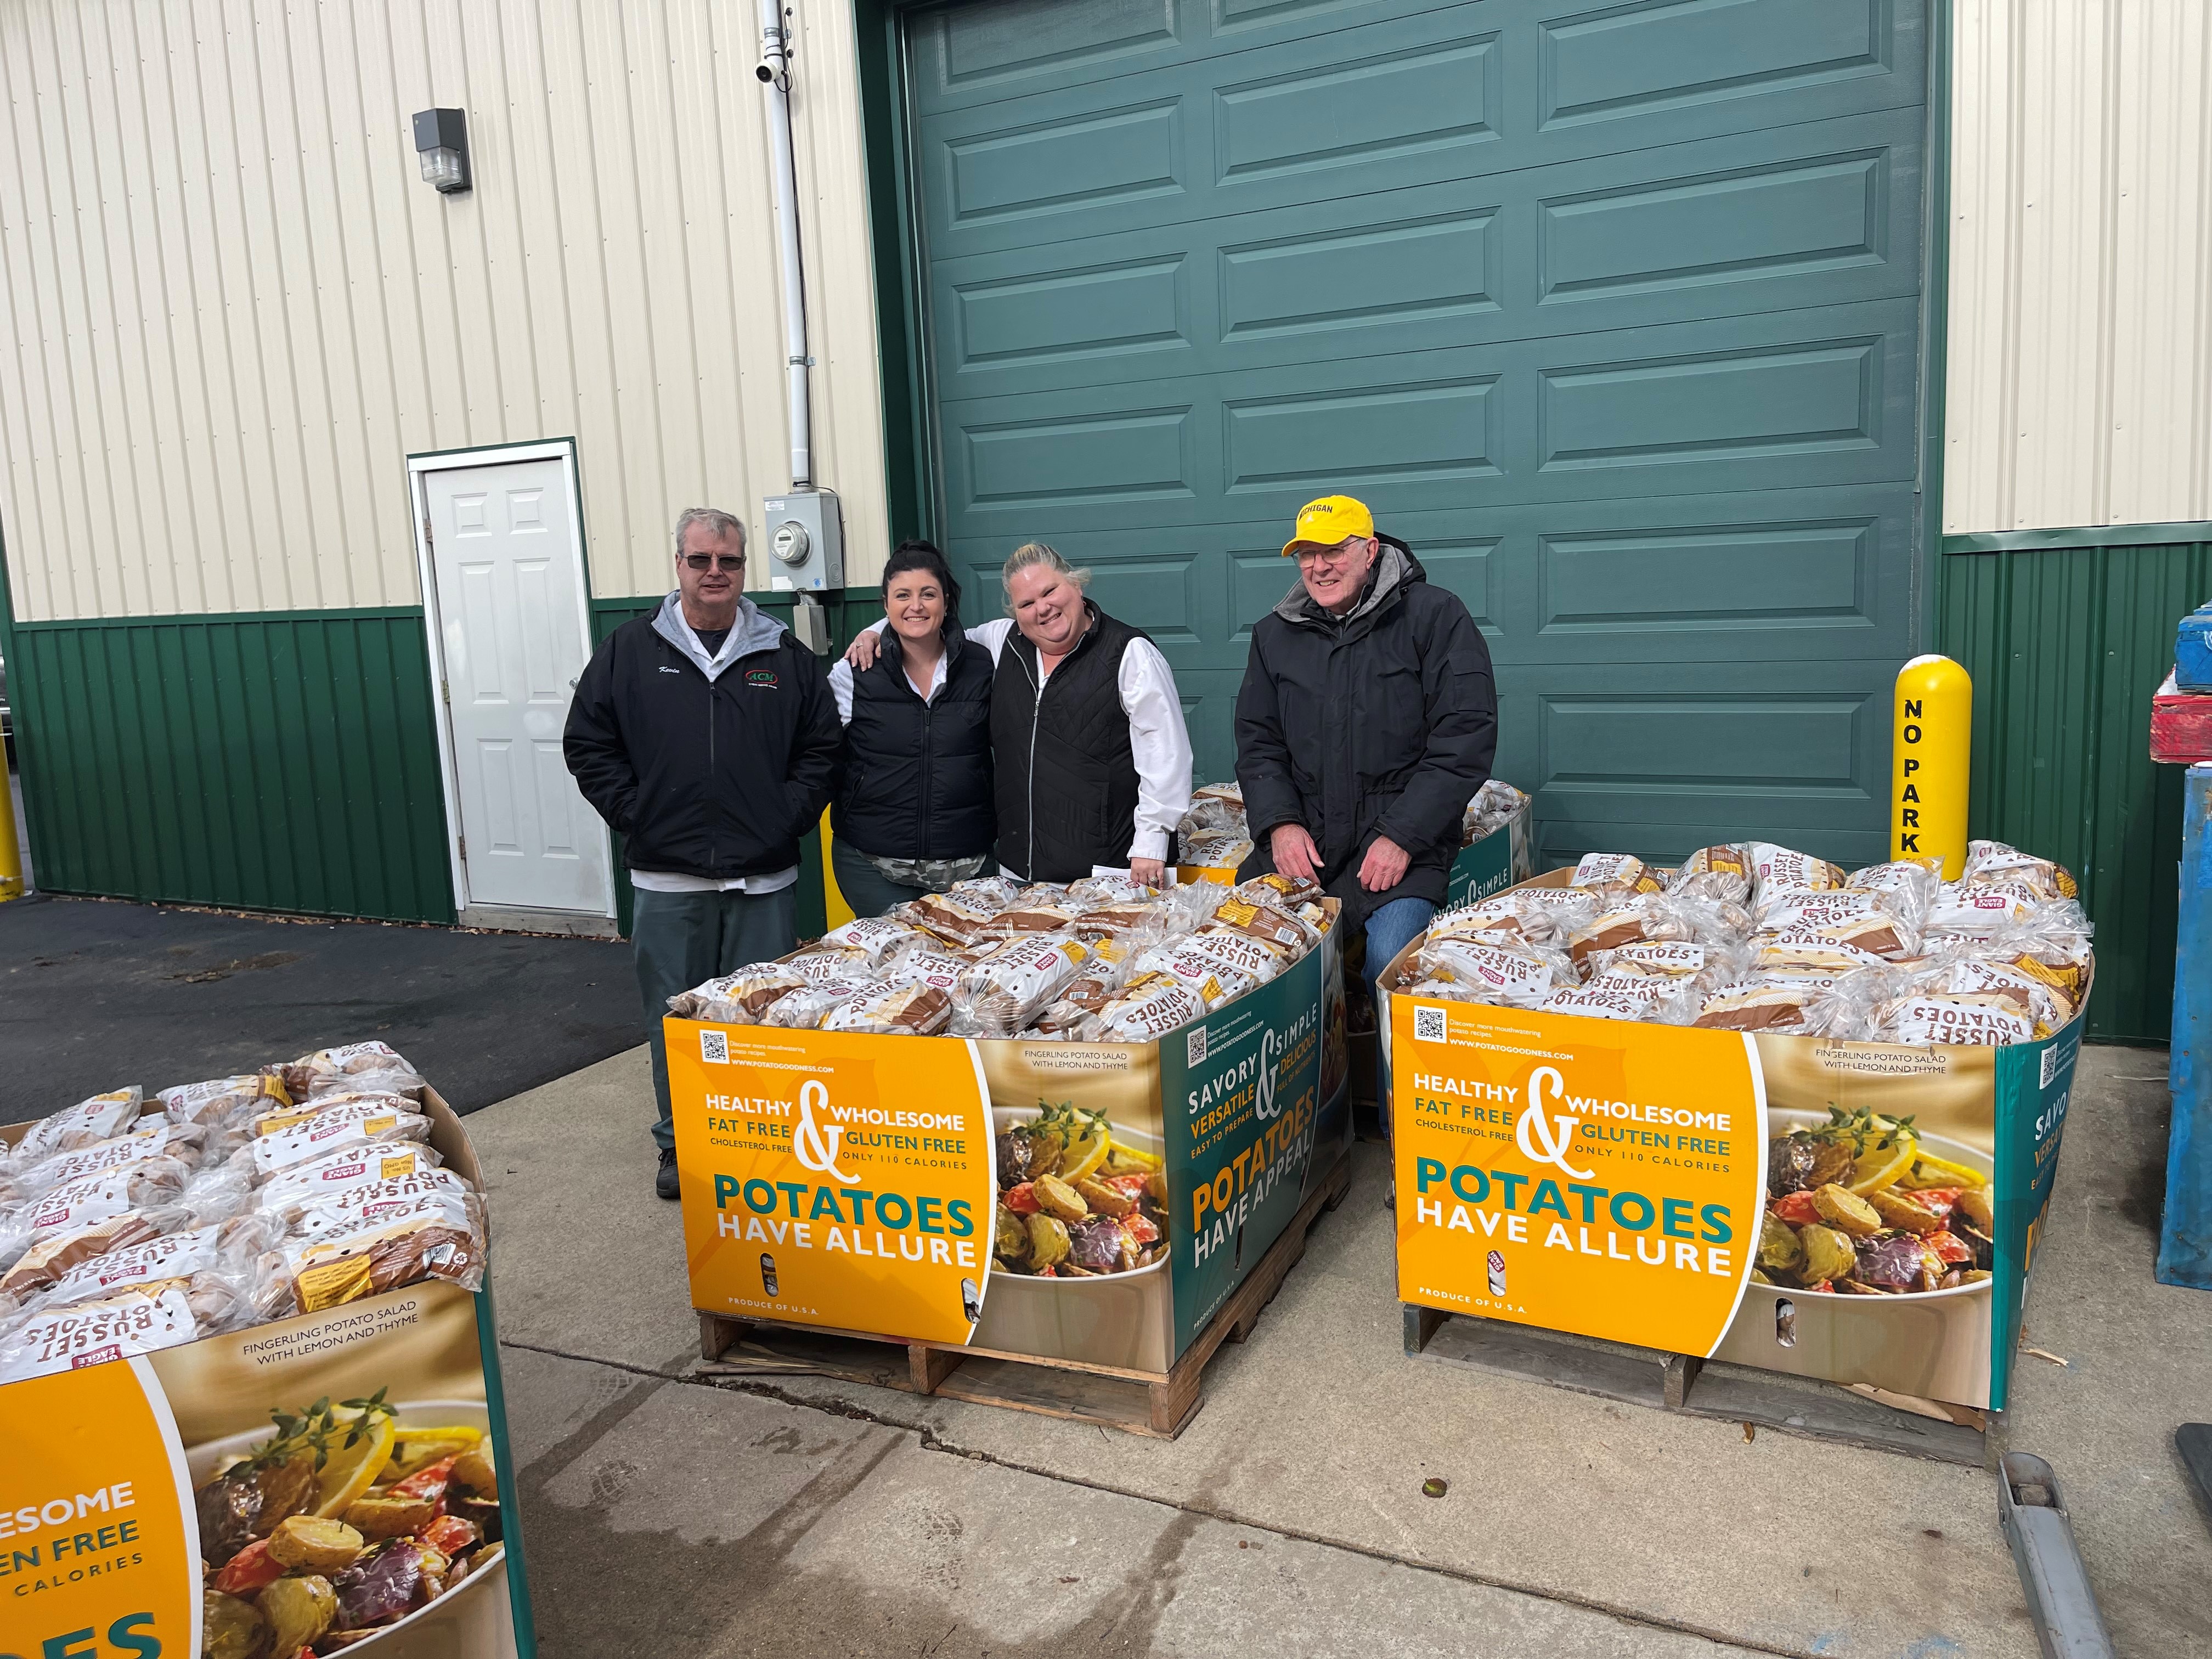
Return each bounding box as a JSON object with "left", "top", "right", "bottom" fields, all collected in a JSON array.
[{"left": 473, "top": 1044, "right": 2211, "bottom": 1657}]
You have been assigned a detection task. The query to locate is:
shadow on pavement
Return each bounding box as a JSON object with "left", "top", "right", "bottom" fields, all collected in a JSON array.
[{"left": 0, "top": 893, "right": 641, "bottom": 1116}]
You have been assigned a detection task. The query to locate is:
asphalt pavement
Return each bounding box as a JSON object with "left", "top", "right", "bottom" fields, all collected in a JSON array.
[{"left": 0, "top": 893, "right": 642, "bottom": 1120}]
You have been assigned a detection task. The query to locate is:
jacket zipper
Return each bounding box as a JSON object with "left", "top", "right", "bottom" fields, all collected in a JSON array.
[
  {"left": 1024, "top": 648, "right": 1041, "bottom": 882},
  {"left": 918, "top": 671, "right": 934, "bottom": 861},
  {"left": 706, "top": 655, "right": 718, "bottom": 875}
]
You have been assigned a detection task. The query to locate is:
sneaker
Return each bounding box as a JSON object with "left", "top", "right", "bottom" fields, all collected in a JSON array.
[{"left": 656, "top": 1147, "right": 680, "bottom": 1200}]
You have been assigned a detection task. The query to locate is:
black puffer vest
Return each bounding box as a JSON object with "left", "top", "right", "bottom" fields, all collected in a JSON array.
[
  {"left": 833, "top": 636, "right": 996, "bottom": 861},
  {"left": 990, "top": 604, "right": 1146, "bottom": 882}
]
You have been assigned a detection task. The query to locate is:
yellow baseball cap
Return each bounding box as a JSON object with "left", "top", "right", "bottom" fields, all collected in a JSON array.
[{"left": 1281, "top": 494, "right": 1375, "bottom": 557}]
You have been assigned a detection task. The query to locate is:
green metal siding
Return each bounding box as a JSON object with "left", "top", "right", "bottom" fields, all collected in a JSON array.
[
  {"left": 1942, "top": 543, "right": 2209, "bottom": 1044},
  {"left": 9, "top": 608, "right": 456, "bottom": 923}
]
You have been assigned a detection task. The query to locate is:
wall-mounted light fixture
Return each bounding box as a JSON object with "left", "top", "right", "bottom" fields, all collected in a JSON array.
[{"left": 411, "top": 108, "right": 471, "bottom": 195}]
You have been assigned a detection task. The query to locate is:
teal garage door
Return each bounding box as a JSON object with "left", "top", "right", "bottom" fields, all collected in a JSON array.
[{"left": 904, "top": 0, "right": 1927, "bottom": 867}]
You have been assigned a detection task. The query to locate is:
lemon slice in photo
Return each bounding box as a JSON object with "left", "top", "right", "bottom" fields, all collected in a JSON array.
[
  {"left": 1847, "top": 1131, "right": 1920, "bottom": 1197},
  {"left": 1060, "top": 1122, "right": 1111, "bottom": 1184},
  {"left": 313, "top": 1413, "right": 397, "bottom": 1517}
]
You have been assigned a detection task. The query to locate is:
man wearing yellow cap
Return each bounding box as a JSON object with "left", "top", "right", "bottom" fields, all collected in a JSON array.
[{"left": 1234, "top": 493, "right": 1497, "bottom": 1017}]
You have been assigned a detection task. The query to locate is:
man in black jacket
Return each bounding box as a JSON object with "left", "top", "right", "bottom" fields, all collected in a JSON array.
[
  {"left": 565, "top": 507, "right": 843, "bottom": 1198},
  {"left": 1235, "top": 494, "right": 1497, "bottom": 1008}
]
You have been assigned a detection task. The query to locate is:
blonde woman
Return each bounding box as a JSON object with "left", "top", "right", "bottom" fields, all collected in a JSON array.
[{"left": 845, "top": 543, "right": 1191, "bottom": 885}]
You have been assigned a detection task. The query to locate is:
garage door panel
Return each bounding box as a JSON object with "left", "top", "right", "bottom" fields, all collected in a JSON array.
[
  {"left": 932, "top": 108, "right": 1920, "bottom": 403},
  {"left": 913, "top": 1, "right": 1923, "bottom": 263},
  {"left": 938, "top": 298, "right": 1917, "bottom": 533},
  {"left": 909, "top": 0, "right": 1926, "bottom": 860},
  {"left": 948, "top": 484, "right": 1903, "bottom": 667},
  {"left": 910, "top": 0, "right": 1474, "bottom": 117},
  {"left": 1535, "top": 0, "right": 1902, "bottom": 133}
]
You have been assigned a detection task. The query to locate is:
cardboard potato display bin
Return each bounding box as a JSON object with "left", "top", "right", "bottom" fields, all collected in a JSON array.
[
  {"left": 0, "top": 1091, "right": 535, "bottom": 1659},
  {"left": 671, "top": 908, "right": 1351, "bottom": 1431},
  {"left": 1380, "top": 871, "right": 2089, "bottom": 1415}
]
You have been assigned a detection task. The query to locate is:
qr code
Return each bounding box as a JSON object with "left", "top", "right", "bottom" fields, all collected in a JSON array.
[
  {"left": 2040, "top": 1042, "right": 2062, "bottom": 1089},
  {"left": 1414, "top": 1005, "right": 1448, "bottom": 1045},
  {"left": 699, "top": 1029, "right": 730, "bottom": 1064},
  {"left": 1185, "top": 1024, "right": 1209, "bottom": 1068}
]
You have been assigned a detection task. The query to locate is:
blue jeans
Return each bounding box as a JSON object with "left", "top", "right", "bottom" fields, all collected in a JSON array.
[
  {"left": 1363, "top": 895, "right": 1436, "bottom": 1004},
  {"left": 1365, "top": 896, "right": 1434, "bottom": 1143}
]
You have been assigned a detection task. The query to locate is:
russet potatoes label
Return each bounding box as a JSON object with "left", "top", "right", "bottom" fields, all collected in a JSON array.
[
  {"left": 672, "top": 1022, "right": 1000, "bottom": 1345},
  {"left": 1393, "top": 1000, "right": 1768, "bottom": 1357},
  {"left": 0, "top": 1357, "right": 196, "bottom": 1657}
]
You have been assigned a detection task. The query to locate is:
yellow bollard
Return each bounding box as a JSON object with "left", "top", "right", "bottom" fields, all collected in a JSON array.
[
  {"left": 1893, "top": 654, "right": 1971, "bottom": 878},
  {"left": 819, "top": 809, "right": 854, "bottom": 930},
  {"left": 0, "top": 763, "right": 21, "bottom": 901}
]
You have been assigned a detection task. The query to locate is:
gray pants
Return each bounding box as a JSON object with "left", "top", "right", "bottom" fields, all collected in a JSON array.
[
  {"left": 830, "top": 837, "right": 938, "bottom": 921},
  {"left": 633, "top": 884, "right": 797, "bottom": 1150}
]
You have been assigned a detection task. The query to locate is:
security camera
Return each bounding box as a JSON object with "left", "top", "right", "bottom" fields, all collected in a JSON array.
[{"left": 755, "top": 62, "right": 774, "bottom": 82}]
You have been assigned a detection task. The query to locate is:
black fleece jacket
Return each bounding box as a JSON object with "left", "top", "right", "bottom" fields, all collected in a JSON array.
[{"left": 563, "top": 610, "right": 843, "bottom": 880}]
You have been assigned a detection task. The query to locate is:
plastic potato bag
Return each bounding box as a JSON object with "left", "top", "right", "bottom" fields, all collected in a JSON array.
[
  {"left": 901, "top": 891, "right": 1000, "bottom": 947},
  {"left": 159, "top": 1073, "right": 291, "bottom": 1130},
  {"left": 1903, "top": 958, "right": 2069, "bottom": 1027},
  {"left": 1692, "top": 984, "right": 1821, "bottom": 1033},
  {"left": 1426, "top": 898, "right": 1536, "bottom": 950},
  {"left": 1128, "top": 940, "right": 1254, "bottom": 1011},
  {"left": 951, "top": 935, "right": 1089, "bottom": 1037},
  {"left": 1180, "top": 833, "right": 1252, "bottom": 870},
  {"left": 10, "top": 1089, "right": 144, "bottom": 1166},
  {"left": 1181, "top": 928, "right": 1288, "bottom": 989},
  {"left": 0, "top": 1207, "right": 188, "bottom": 1300},
  {"left": 1766, "top": 912, "right": 1921, "bottom": 963},
  {"left": 820, "top": 915, "right": 930, "bottom": 962},
  {"left": 253, "top": 1141, "right": 449, "bottom": 1216},
  {"left": 20, "top": 1159, "right": 198, "bottom": 1237},
  {"left": 876, "top": 946, "right": 973, "bottom": 995},
  {"left": 34, "top": 1213, "right": 284, "bottom": 1308},
  {"left": 979, "top": 901, "right": 1080, "bottom": 944},
  {"left": 1504, "top": 886, "right": 1603, "bottom": 945},
  {"left": 1748, "top": 844, "right": 1847, "bottom": 899},
  {"left": 0, "top": 1281, "right": 219, "bottom": 1383},
  {"left": 1962, "top": 839, "right": 2079, "bottom": 901},
  {"left": 668, "top": 965, "right": 812, "bottom": 1023},
  {"left": 779, "top": 944, "right": 873, "bottom": 986},
  {"left": 1207, "top": 895, "right": 1317, "bottom": 961},
  {"left": 1065, "top": 873, "right": 1159, "bottom": 910},
  {"left": 821, "top": 983, "right": 954, "bottom": 1036},
  {"left": 15, "top": 1121, "right": 217, "bottom": 1197},
  {"left": 1568, "top": 853, "right": 1657, "bottom": 896},
  {"left": 253, "top": 1198, "right": 487, "bottom": 1318},
  {"left": 761, "top": 977, "right": 879, "bottom": 1030},
  {"left": 1876, "top": 994, "right": 2036, "bottom": 1046},
  {"left": 1668, "top": 845, "right": 1753, "bottom": 905},
  {"left": 1538, "top": 984, "right": 1655, "bottom": 1022},
  {"left": 249, "top": 1104, "right": 432, "bottom": 1180},
  {"left": 1412, "top": 938, "right": 1566, "bottom": 1007},
  {"left": 1565, "top": 896, "right": 1698, "bottom": 969},
  {"left": 1463, "top": 778, "right": 1527, "bottom": 843},
  {"left": 287, "top": 1041, "right": 428, "bottom": 1103},
  {"left": 1923, "top": 881, "right": 2049, "bottom": 936},
  {"left": 1089, "top": 973, "right": 1207, "bottom": 1041}
]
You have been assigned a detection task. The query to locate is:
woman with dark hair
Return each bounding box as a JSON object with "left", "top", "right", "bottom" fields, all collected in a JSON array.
[{"left": 826, "top": 540, "right": 997, "bottom": 917}]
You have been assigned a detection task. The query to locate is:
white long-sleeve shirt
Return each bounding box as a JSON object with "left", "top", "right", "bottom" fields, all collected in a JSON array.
[{"left": 845, "top": 616, "right": 1193, "bottom": 868}]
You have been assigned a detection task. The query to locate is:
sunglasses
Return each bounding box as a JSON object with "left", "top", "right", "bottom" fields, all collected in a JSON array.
[{"left": 681, "top": 552, "right": 744, "bottom": 572}]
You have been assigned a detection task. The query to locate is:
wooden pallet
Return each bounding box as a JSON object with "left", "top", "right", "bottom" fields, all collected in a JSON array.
[
  {"left": 1404, "top": 1306, "right": 1993, "bottom": 1466},
  {"left": 696, "top": 1146, "right": 1353, "bottom": 1438}
]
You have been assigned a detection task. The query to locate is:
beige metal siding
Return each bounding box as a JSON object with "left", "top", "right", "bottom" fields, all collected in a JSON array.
[
  {"left": 1946, "top": 0, "right": 2212, "bottom": 535},
  {"left": 0, "top": 0, "right": 888, "bottom": 623}
]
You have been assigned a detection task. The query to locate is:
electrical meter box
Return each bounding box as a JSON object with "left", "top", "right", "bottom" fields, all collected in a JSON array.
[{"left": 762, "top": 489, "right": 844, "bottom": 592}]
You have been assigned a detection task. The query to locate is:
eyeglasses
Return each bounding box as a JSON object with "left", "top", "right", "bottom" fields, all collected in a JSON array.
[
  {"left": 1294, "top": 538, "right": 1367, "bottom": 567},
  {"left": 681, "top": 552, "right": 744, "bottom": 572}
]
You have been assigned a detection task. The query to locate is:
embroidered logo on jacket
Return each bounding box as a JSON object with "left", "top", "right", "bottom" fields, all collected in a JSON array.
[{"left": 746, "top": 668, "right": 779, "bottom": 688}]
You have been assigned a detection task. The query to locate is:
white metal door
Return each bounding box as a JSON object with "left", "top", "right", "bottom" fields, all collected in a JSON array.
[{"left": 422, "top": 457, "right": 611, "bottom": 917}]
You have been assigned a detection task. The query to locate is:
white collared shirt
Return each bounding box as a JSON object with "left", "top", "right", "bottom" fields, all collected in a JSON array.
[{"left": 851, "top": 616, "right": 1193, "bottom": 867}]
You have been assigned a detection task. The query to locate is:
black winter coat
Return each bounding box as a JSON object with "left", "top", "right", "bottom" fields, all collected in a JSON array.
[
  {"left": 833, "top": 635, "right": 996, "bottom": 861},
  {"left": 563, "top": 608, "right": 844, "bottom": 880},
  {"left": 1233, "top": 538, "right": 1497, "bottom": 927},
  {"left": 991, "top": 603, "right": 1149, "bottom": 882}
]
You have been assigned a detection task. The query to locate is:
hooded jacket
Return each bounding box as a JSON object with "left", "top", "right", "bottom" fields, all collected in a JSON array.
[
  {"left": 563, "top": 593, "right": 844, "bottom": 881},
  {"left": 1233, "top": 537, "right": 1497, "bottom": 926}
]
